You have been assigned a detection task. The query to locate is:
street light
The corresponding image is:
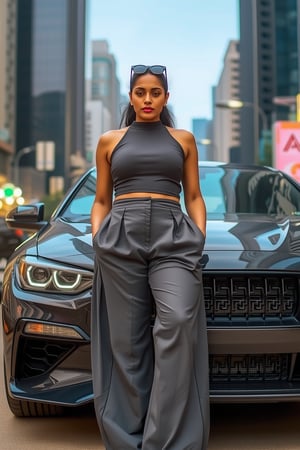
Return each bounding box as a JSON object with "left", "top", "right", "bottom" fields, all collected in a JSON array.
[
  {"left": 196, "top": 138, "right": 216, "bottom": 160},
  {"left": 215, "top": 99, "right": 269, "bottom": 164},
  {"left": 13, "top": 146, "right": 35, "bottom": 187},
  {"left": 198, "top": 138, "right": 212, "bottom": 146},
  {"left": 215, "top": 99, "right": 268, "bottom": 131}
]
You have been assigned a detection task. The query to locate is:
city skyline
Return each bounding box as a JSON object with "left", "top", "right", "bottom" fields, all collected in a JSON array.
[{"left": 89, "top": 0, "right": 239, "bottom": 130}]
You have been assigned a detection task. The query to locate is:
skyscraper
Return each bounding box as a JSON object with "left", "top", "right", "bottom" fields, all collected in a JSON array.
[
  {"left": 15, "top": 0, "right": 86, "bottom": 197},
  {"left": 0, "top": 0, "right": 16, "bottom": 181},
  {"left": 91, "top": 40, "right": 121, "bottom": 129},
  {"left": 239, "top": 0, "right": 300, "bottom": 164},
  {"left": 214, "top": 40, "right": 241, "bottom": 162}
]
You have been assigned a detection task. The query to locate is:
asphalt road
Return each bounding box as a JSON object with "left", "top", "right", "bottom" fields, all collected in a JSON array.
[{"left": 1, "top": 317, "right": 300, "bottom": 449}]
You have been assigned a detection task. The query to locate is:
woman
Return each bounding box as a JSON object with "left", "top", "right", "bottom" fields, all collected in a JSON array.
[{"left": 91, "top": 64, "right": 210, "bottom": 450}]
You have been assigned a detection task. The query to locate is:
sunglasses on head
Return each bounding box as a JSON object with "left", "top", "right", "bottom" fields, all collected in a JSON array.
[
  {"left": 131, "top": 65, "right": 167, "bottom": 75},
  {"left": 130, "top": 65, "right": 168, "bottom": 89}
]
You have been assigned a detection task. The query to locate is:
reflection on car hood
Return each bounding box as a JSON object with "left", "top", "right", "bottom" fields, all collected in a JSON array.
[
  {"left": 36, "top": 215, "right": 300, "bottom": 271},
  {"left": 206, "top": 214, "right": 299, "bottom": 250},
  {"left": 204, "top": 214, "right": 300, "bottom": 270},
  {"left": 37, "top": 220, "right": 94, "bottom": 269}
]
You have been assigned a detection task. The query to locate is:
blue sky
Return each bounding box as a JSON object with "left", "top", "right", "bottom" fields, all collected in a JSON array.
[{"left": 89, "top": 0, "right": 239, "bottom": 130}]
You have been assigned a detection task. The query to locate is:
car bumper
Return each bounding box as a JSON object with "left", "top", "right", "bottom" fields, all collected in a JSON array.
[
  {"left": 208, "top": 327, "right": 300, "bottom": 402},
  {"left": 2, "top": 273, "right": 94, "bottom": 407}
]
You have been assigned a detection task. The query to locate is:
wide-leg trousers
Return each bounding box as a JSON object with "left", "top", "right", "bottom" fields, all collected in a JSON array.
[{"left": 91, "top": 198, "right": 210, "bottom": 450}]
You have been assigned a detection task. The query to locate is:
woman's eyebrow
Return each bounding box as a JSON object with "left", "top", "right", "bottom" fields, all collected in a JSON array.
[{"left": 133, "top": 86, "right": 163, "bottom": 91}]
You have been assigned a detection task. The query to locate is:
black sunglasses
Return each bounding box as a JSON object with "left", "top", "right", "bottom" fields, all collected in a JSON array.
[{"left": 130, "top": 65, "right": 168, "bottom": 89}]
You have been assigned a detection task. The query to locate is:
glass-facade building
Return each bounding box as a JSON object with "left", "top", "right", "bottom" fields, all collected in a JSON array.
[
  {"left": 16, "top": 0, "right": 86, "bottom": 194},
  {"left": 239, "top": 0, "right": 300, "bottom": 164},
  {"left": 275, "top": 0, "right": 298, "bottom": 96}
]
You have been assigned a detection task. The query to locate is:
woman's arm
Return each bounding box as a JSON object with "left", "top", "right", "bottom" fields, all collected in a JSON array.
[
  {"left": 181, "top": 131, "right": 207, "bottom": 237},
  {"left": 91, "top": 133, "right": 113, "bottom": 238}
]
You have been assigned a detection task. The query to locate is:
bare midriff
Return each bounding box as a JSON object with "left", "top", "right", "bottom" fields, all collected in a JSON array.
[{"left": 114, "top": 192, "right": 180, "bottom": 203}]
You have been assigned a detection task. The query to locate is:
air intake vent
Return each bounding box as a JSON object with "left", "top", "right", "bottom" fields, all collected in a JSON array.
[
  {"left": 209, "top": 353, "right": 289, "bottom": 382},
  {"left": 16, "top": 337, "right": 75, "bottom": 378}
]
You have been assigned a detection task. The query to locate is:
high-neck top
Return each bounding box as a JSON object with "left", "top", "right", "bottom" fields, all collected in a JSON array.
[{"left": 110, "top": 121, "right": 184, "bottom": 198}]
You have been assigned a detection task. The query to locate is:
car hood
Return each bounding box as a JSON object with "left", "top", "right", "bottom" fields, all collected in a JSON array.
[
  {"left": 35, "top": 214, "right": 300, "bottom": 271},
  {"left": 204, "top": 213, "right": 300, "bottom": 270}
]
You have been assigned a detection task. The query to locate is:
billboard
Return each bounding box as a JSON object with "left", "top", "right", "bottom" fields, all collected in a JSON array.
[{"left": 274, "top": 121, "right": 300, "bottom": 183}]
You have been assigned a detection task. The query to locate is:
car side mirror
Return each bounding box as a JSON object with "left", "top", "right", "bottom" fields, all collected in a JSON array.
[{"left": 6, "top": 203, "right": 48, "bottom": 231}]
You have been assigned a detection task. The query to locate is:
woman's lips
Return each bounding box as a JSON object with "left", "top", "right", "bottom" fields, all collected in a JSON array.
[{"left": 142, "top": 108, "right": 154, "bottom": 113}]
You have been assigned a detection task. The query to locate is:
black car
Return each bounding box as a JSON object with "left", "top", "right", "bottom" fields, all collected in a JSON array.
[
  {"left": 2, "top": 161, "right": 300, "bottom": 417},
  {"left": 0, "top": 216, "right": 26, "bottom": 291}
]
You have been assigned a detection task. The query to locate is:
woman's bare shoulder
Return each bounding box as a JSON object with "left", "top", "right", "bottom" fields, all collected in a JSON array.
[
  {"left": 100, "top": 127, "right": 128, "bottom": 144},
  {"left": 167, "top": 127, "right": 195, "bottom": 141},
  {"left": 166, "top": 127, "right": 196, "bottom": 156},
  {"left": 97, "top": 127, "right": 129, "bottom": 161}
]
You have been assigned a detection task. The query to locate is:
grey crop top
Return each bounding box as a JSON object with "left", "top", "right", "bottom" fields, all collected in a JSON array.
[{"left": 110, "top": 121, "right": 184, "bottom": 198}]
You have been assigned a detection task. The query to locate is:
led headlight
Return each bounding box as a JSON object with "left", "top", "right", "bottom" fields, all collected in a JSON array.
[{"left": 17, "top": 256, "right": 93, "bottom": 294}]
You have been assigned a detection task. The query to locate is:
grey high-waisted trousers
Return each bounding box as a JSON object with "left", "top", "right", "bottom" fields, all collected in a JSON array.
[{"left": 91, "top": 198, "right": 210, "bottom": 450}]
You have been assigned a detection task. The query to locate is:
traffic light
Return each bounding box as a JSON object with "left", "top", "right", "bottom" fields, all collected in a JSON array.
[
  {"left": 2, "top": 183, "right": 15, "bottom": 197},
  {"left": 0, "top": 183, "right": 25, "bottom": 211}
]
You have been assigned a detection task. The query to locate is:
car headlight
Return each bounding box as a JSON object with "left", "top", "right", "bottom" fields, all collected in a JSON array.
[{"left": 17, "top": 256, "right": 93, "bottom": 294}]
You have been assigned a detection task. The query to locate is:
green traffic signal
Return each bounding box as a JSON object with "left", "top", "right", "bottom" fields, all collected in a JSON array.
[
  {"left": 0, "top": 183, "right": 24, "bottom": 211},
  {"left": 3, "top": 184, "right": 15, "bottom": 197}
]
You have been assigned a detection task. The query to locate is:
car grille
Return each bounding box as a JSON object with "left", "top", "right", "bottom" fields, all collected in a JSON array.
[
  {"left": 203, "top": 274, "right": 298, "bottom": 323},
  {"left": 210, "top": 354, "right": 289, "bottom": 382},
  {"left": 16, "top": 337, "right": 75, "bottom": 378},
  {"left": 290, "top": 240, "right": 300, "bottom": 253}
]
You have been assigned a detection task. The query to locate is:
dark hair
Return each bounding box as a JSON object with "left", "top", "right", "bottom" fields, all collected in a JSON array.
[{"left": 119, "top": 69, "right": 175, "bottom": 128}]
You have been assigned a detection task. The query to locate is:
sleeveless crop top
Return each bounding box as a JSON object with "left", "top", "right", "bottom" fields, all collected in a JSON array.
[{"left": 110, "top": 121, "right": 184, "bottom": 198}]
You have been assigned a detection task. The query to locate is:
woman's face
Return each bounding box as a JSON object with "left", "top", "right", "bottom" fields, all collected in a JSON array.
[{"left": 129, "top": 73, "right": 169, "bottom": 122}]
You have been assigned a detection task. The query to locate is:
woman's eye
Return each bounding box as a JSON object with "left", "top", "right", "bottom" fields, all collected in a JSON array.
[
  {"left": 135, "top": 90, "right": 144, "bottom": 97},
  {"left": 152, "top": 90, "right": 162, "bottom": 97}
]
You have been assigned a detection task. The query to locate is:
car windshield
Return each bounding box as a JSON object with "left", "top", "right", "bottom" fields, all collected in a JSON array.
[
  {"left": 200, "top": 165, "right": 300, "bottom": 216},
  {"left": 60, "top": 166, "right": 300, "bottom": 222}
]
